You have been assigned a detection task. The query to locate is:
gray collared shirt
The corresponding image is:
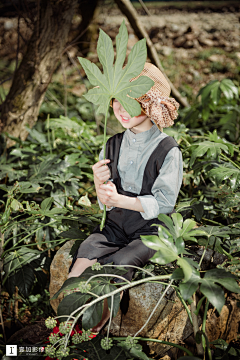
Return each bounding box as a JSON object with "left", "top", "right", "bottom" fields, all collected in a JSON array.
[{"left": 98, "top": 123, "right": 183, "bottom": 220}]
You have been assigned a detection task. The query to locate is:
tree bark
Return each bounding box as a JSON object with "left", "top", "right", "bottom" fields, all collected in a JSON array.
[
  {"left": 0, "top": 0, "right": 78, "bottom": 147},
  {"left": 114, "top": 0, "right": 189, "bottom": 108}
]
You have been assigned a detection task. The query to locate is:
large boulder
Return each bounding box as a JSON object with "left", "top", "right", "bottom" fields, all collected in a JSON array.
[
  {"left": 49, "top": 240, "right": 74, "bottom": 313},
  {"left": 49, "top": 240, "right": 192, "bottom": 358},
  {"left": 49, "top": 241, "right": 240, "bottom": 358}
]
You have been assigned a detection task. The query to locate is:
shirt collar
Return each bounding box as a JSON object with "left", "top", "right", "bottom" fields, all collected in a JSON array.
[{"left": 125, "top": 123, "right": 160, "bottom": 144}]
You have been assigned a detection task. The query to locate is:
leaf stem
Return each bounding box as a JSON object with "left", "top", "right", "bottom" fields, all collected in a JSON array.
[
  {"left": 1, "top": 220, "right": 57, "bottom": 256},
  {"left": 220, "top": 154, "right": 240, "bottom": 170},
  {"left": 176, "top": 289, "right": 193, "bottom": 326},
  {"left": 100, "top": 98, "right": 111, "bottom": 231},
  {"left": 107, "top": 295, "right": 114, "bottom": 341},
  {"left": 199, "top": 236, "right": 210, "bottom": 269},
  {"left": 202, "top": 299, "right": 209, "bottom": 351},
  {"left": 201, "top": 217, "right": 223, "bottom": 226}
]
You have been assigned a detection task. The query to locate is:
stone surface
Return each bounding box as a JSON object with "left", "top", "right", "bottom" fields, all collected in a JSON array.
[
  {"left": 107, "top": 283, "right": 193, "bottom": 358},
  {"left": 205, "top": 294, "right": 240, "bottom": 344},
  {"left": 49, "top": 240, "right": 74, "bottom": 313}
]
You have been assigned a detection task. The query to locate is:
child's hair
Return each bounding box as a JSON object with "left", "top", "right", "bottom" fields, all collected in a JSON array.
[{"left": 131, "top": 62, "right": 179, "bottom": 130}]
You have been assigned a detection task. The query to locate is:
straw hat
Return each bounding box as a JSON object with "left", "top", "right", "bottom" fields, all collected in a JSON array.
[{"left": 131, "top": 62, "right": 179, "bottom": 129}]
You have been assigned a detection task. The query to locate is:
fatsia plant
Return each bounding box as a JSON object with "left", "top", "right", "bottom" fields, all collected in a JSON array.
[
  {"left": 78, "top": 20, "right": 154, "bottom": 229},
  {"left": 141, "top": 213, "right": 207, "bottom": 281}
]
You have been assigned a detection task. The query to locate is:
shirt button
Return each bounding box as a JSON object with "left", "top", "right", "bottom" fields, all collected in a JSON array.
[
  {"left": 133, "top": 139, "right": 136, "bottom": 142},
  {"left": 130, "top": 160, "right": 133, "bottom": 165},
  {"left": 128, "top": 186, "right": 132, "bottom": 190}
]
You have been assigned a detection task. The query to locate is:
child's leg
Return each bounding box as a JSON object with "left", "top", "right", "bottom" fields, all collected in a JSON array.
[
  {"left": 68, "top": 258, "right": 97, "bottom": 278},
  {"left": 105, "top": 238, "right": 156, "bottom": 281}
]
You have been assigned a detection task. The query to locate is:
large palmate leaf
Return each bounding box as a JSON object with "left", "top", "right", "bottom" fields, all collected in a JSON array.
[
  {"left": 3, "top": 247, "right": 41, "bottom": 280},
  {"left": 78, "top": 20, "right": 154, "bottom": 117},
  {"left": 157, "top": 213, "right": 207, "bottom": 242},
  {"left": 207, "top": 129, "right": 235, "bottom": 156},
  {"left": 141, "top": 232, "right": 193, "bottom": 281},
  {"left": 178, "top": 268, "right": 240, "bottom": 314},
  {"left": 190, "top": 141, "right": 229, "bottom": 166},
  {"left": 57, "top": 268, "right": 123, "bottom": 328},
  {"left": 53, "top": 266, "right": 128, "bottom": 300},
  {"left": 198, "top": 79, "right": 238, "bottom": 106},
  {"left": 208, "top": 163, "right": 240, "bottom": 190}
]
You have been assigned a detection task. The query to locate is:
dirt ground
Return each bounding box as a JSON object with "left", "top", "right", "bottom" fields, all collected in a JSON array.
[{"left": 0, "top": 2, "right": 239, "bottom": 105}]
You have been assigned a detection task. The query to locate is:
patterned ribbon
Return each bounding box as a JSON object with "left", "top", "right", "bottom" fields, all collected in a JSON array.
[{"left": 136, "top": 88, "right": 180, "bottom": 128}]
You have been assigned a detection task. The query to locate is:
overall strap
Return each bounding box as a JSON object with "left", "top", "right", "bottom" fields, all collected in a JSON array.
[{"left": 140, "top": 136, "right": 179, "bottom": 195}]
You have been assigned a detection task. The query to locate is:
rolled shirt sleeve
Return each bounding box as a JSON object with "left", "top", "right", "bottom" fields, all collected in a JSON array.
[{"left": 137, "top": 147, "right": 183, "bottom": 220}]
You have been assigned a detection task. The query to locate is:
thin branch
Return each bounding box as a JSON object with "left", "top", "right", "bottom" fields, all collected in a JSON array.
[
  {"left": 138, "top": 0, "right": 151, "bottom": 16},
  {"left": 85, "top": 274, "right": 131, "bottom": 286},
  {"left": 103, "top": 264, "right": 155, "bottom": 277},
  {"left": 107, "top": 295, "right": 114, "bottom": 341}
]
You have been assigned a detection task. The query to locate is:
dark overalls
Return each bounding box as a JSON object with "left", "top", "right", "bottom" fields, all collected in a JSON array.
[{"left": 70, "top": 132, "right": 179, "bottom": 281}]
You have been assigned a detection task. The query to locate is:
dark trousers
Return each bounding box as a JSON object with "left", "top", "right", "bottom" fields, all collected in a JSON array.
[{"left": 70, "top": 219, "right": 160, "bottom": 282}]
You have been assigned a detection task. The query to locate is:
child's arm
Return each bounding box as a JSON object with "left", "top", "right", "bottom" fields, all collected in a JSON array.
[
  {"left": 92, "top": 159, "right": 112, "bottom": 210},
  {"left": 98, "top": 182, "right": 144, "bottom": 212}
]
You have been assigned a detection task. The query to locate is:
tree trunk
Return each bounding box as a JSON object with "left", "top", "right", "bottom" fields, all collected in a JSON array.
[{"left": 0, "top": 0, "right": 79, "bottom": 147}]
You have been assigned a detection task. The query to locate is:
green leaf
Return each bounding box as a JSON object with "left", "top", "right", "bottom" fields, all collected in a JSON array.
[
  {"left": 51, "top": 277, "right": 83, "bottom": 300},
  {"left": 200, "top": 281, "right": 225, "bottom": 315},
  {"left": 3, "top": 248, "right": 41, "bottom": 279},
  {"left": 179, "top": 269, "right": 200, "bottom": 300},
  {"left": 198, "top": 80, "right": 218, "bottom": 105},
  {"left": 204, "top": 268, "right": 240, "bottom": 294},
  {"left": 171, "top": 268, "right": 184, "bottom": 280},
  {"left": 220, "top": 79, "right": 239, "bottom": 100},
  {"left": 181, "top": 219, "right": 196, "bottom": 236},
  {"left": 177, "top": 257, "right": 193, "bottom": 282},
  {"left": 141, "top": 235, "right": 178, "bottom": 265},
  {"left": 82, "top": 298, "right": 104, "bottom": 329},
  {"left": 158, "top": 214, "right": 175, "bottom": 235},
  {"left": 78, "top": 20, "right": 154, "bottom": 117},
  {"left": 130, "top": 344, "right": 150, "bottom": 360},
  {"left": 190, "top": 141, "right": 229, "bottom": 166},
  {"left": 10, "top": 199, "right": 23, "bottom": 211},
  {"left": 75, "top": 335, "right": 128, "bottom": 360},
  {"left": 150, "top": 249, "right": 178, "bottom": 265},
  {"left": 40, "top": 197, "right": 53, "bottom": 211},
  {"left": 59, "top": 229, "right": 86, "bottom": 239},
  {"left": 210, "top": 81, "right": 221, "bottom": 105},
  {"left": 57, "top": 292, "right": 91, "bottom": 320},
  {"left": 5, "top": 265, "right": 35, "bottom": 298},
  {"left": 175, "top": 236, "right": 185, "bottom": 254},
  {"left": 171, "top": 212, "right": 183, "bottom": 238},
  {"left": 208, "top": 164, "right": 240, "bottom": 189}
]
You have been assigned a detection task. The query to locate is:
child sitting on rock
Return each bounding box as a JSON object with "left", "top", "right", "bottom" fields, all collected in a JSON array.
[{"left": 69, "top": 62, "right": 183, "bottom": 332}]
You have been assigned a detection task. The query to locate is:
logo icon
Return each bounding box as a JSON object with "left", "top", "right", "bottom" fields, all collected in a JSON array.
[{"left": 6, "top": 345, "right": 17, "bottom": 356}]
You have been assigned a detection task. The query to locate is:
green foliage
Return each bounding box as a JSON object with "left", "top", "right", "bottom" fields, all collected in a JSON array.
[
  {"left": 0, "top": 112, "right": 103, "bottom": 300},
  {"left": 177, "top": 268, "right": 240, "bottom": 314},
  {"left": 179, "top": 78, "right": 240, "bottom": 142}
]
